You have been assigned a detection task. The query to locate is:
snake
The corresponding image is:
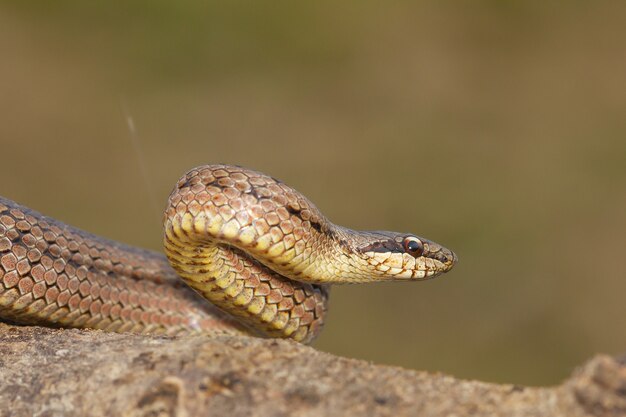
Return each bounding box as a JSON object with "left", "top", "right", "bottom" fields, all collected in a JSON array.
[{"left": 0, "top": 164, "right": 457, "bottom": 344}]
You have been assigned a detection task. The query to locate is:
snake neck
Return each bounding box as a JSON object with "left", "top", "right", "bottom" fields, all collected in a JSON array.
[{"left": 255, "top": 224, "right": 380, "bottom": 284}]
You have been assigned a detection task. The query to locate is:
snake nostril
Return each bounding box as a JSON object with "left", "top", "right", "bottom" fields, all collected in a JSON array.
[
  {"left": 434, "top": 250, "right": 457, "bottom": 266},
  {"left": 445, "top": 251, "right": 458, "bottom": 267}
]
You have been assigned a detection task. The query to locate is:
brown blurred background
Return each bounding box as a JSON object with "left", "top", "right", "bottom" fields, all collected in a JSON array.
[{"left": 1, "top": 1, "right": 625, "bottom": 385}]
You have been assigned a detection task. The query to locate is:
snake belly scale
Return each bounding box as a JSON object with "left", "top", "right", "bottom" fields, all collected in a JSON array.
[{"left": 0, "top": 164, "right": 456, "bottom": 343}]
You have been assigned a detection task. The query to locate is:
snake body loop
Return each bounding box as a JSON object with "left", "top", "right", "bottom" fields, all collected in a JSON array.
[{"left": 0, "top": 164, "right": 456, "bottom": 343}]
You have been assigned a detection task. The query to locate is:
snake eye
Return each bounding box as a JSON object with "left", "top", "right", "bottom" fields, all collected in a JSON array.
[{"left": 403, "top": 238, "right": 424, "bottom": 257}]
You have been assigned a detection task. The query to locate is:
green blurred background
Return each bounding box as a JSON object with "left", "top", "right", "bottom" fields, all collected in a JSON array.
[{"left": 1, "top": 1, "right": 625, "bottom": 386}]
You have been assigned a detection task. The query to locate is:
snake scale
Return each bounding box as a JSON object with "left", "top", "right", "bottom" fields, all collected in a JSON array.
[{"left": 0, "top": 164, "right": 456, "bottom": 343}]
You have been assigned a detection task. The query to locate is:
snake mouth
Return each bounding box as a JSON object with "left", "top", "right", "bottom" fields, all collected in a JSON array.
[
  {"left": 364, "top": 248, "right": 457, "bottom": 281},
  {"left": 418, "top": 256, "right": 457, "bottom": 280}
]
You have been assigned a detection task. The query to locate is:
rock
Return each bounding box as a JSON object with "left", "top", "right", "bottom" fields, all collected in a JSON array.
[{"left": 0, "top": 323, "right": 624, "bottom": 417}]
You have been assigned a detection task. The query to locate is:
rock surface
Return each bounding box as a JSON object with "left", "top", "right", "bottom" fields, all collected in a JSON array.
[{"left": 0, "top": 323, "right": 625, "bottom": 417}]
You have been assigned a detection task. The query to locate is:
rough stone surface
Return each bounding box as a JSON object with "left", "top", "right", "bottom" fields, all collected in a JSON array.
[{"left": 0, "top": 323, "right": 624, "bottom": 417}]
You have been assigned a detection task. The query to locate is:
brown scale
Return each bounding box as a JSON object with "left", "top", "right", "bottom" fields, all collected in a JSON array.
[{"left": 0, "top": 197, "right": 243, "bottom": 336}]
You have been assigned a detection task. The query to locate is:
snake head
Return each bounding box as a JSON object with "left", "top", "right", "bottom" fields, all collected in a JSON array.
[{"left": 354, "top": 231, "right": 457, "bottom": 281}]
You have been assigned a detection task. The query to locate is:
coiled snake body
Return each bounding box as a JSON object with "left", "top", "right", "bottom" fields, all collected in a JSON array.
[{"left": 0, "top": 165, "right": 456, "bottom": 343}]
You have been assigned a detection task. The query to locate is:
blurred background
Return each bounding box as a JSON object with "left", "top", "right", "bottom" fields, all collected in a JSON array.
[{"left": 1, "top": 1, "right": 625, "bottom": 386}]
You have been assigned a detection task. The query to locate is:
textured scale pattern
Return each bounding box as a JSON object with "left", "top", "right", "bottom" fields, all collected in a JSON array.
[
  {"left": 0, "top": 164, "right": 456, "bottom": 344},
  {"left": 0, "top": 197, "right": 243, "bottom": 336},
  {"left": 164, "top": 165, "right": 330, "bottom": 343}
]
